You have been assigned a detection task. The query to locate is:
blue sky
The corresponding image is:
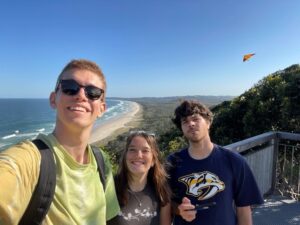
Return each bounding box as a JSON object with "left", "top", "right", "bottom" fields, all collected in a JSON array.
[{"left": 0, "top": 0, "right": 299, "bottom": 98}]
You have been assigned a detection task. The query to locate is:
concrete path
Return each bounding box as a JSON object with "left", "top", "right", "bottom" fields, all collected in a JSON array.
[{"left": 252, "top": 195, "right": 300, "bottom": 225}]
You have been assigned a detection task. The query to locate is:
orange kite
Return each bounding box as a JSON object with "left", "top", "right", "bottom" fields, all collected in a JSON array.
[{"left": 243, "top": 53, "right": 255, "bottom": 62}]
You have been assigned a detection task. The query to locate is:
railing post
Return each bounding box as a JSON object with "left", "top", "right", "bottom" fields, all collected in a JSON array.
[
  {"left": 291, "top": 147, "right": 295, "bottom": 185},
  {"left": 298, "top": 163, "right": 300, "bottom": 196},
  {"left": 271, "top": 134, "right": 279, "bottom": 194}
]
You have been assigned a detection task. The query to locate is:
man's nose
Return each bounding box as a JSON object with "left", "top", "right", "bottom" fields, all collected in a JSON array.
[
  {"left": 187, "top": 120, "right": 195, "bottom": 127},
  {"left": 76, "top": 87, "right": 87, "bottom": 100}
]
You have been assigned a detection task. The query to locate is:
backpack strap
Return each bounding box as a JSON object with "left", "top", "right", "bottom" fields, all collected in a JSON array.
[
  {"left": 91, "top": 146, "right": 106, "bottom": 190},
  {"left": 19, "top": 139, "right": 56, "bottom": 225},
  {"left": 19, "top": 141, "right": 107, "bottom": 225}
]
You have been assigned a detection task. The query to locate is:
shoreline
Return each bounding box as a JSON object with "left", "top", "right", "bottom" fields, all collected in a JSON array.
[{"left": 89, "top": 101, "right": 142, "bottom": 146}]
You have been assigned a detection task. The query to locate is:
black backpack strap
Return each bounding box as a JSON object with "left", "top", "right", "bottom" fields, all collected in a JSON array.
[
  {"left": 91, "top": 146, "right": 106, "bottom": 190},
  {"left": 19, "top": 139, "right": 56, "bottom": 225}
]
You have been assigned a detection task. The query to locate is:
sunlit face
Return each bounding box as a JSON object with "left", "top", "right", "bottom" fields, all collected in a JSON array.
[
  {"left": 50, "top": 69, "right": 106, "bottom": 131},
  {"left": 126, "top": 136, "right": 154, "bottom": 179},
  {"left": 181, "top": 114, "right": 211, "bottom": 143}
]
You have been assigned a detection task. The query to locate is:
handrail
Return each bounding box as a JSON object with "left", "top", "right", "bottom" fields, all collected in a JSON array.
[
  {"left": 224, "top": 131, "right": 300, "bottom": 198},
  {"left": 225, "top": 131, "right": 300, "bottom": 153}
]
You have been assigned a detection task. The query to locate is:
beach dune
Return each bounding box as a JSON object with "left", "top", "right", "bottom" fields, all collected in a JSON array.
[{"left": 89, "top": 101, "right": 141, "bottom": 145}]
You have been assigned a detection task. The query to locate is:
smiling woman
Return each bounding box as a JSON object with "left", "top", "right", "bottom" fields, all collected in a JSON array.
[{"left": 107, "top": 131, "right": 172, "bottom": 225}]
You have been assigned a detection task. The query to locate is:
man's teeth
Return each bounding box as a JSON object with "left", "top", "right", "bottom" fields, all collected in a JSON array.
[{"left": 69, "top": 106, "right": 85, "bottom": 112}]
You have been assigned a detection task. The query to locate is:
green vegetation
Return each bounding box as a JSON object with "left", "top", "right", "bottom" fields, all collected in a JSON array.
[{"left": 210, "top": 64, "right": 300, "bottom": 145}]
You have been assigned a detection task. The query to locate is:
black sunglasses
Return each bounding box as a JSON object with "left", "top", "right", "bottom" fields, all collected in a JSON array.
[{"left": 56, "top": 79, "right": 104, "bottom": 100}]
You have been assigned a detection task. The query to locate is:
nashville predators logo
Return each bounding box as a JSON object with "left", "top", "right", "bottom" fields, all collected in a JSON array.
[{"left": 179, "top": 171, "right": 225, "bottom": 200}]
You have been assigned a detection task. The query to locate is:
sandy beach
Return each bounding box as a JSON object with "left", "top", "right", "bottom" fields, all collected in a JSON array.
[{"left": 89, "top": 101, "right": 142, "bottom": 145}]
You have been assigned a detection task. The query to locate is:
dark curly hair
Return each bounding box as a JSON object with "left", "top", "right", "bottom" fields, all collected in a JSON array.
[{"left": 172, "top": 100, "right": 213, "bottom": 131}]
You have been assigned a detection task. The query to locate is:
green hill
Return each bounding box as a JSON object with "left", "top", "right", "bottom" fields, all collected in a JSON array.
[{"left": 210, "top": 64, "right": 300, "bottom": 145}]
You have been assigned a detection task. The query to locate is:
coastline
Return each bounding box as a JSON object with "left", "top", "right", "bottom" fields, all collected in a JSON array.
[{"left": 89, "top": 101, "right": 142, "bottom": 146}]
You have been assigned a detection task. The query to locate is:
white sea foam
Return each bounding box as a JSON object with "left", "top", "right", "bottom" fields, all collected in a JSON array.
[
  {"left": 2, "top": 134, "right": 16, "bottom": 140},
  {"left": 36, "top": 128, "right": 45, "bottom": 132},
  {"left": 105, "top": 100, "right": 123, "bottom": 113},
  {"left": 17, "top": 133, "right": 39, "bottom": 138}
]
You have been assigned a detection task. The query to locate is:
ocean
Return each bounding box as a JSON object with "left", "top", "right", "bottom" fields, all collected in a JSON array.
[{"left": 0, "top": 98, "right": 132, "bottom": 151}]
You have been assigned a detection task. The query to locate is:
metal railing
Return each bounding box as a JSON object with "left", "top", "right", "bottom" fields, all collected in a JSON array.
[
  {"left": 277, "top": 142, "right": 300, "bottom": 200},
  {"left": 225, "top": 131, "right": 300, "bottom": 200}
]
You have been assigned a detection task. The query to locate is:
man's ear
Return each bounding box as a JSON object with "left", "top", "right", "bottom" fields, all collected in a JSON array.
[
  {"left": 97, "top": 102, "right": 106, "bottom": 118},
  {"left": 49, "top": 92, "right": 57, "bottom": 109}
]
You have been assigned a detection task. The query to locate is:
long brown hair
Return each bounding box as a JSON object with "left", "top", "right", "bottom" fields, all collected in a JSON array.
[{"left": 114, "top": 131, "right": 171, "bottom": 207}]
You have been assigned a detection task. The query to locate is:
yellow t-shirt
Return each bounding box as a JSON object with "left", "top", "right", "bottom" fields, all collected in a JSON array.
[{"left": 0, "top": 134, "right": 120, "bottom": 225}]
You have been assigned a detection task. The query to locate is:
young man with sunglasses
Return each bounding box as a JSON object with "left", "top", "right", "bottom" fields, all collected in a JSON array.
[
  {"left": 0, "top": 59, "right": 120, "bottom": 225},
  {"left": 167, "top": 100, "right": 263, "bottom": 225}
]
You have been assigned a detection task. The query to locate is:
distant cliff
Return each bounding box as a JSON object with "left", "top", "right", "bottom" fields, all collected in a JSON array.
[{"left": 110, "top": 95, "right": 234, "bottom": 107}]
